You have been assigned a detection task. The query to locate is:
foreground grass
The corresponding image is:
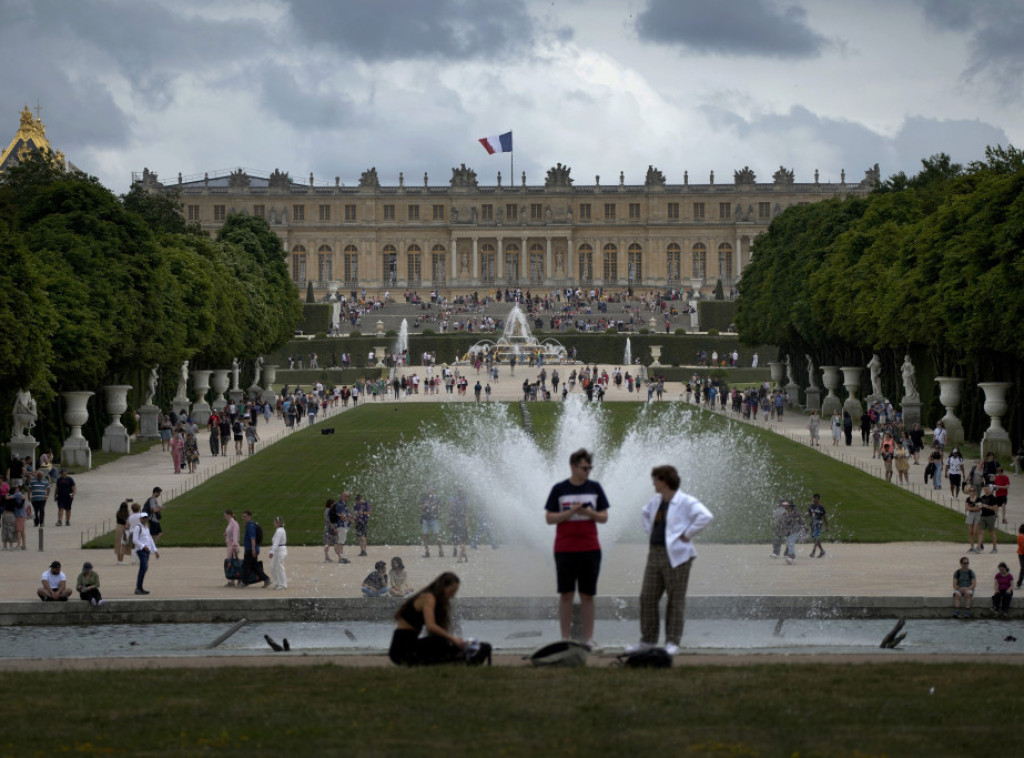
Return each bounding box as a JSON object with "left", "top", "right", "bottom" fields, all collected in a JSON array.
[
  {"left": 87, "top": 402, "right": 994, "bottom": 548},
  {"left": 3, "top": 663, "right": 1020, "bottom": 756}
]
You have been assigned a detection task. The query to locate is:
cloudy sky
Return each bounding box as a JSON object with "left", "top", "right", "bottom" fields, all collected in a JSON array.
[{"left": 3, "top": 0, "right": 1022, "bottom": 194}]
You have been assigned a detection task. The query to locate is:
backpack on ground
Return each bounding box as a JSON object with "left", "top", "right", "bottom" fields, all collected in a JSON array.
[
  {"left": 525, "top": 640, "right": 589, "bottom": 667},
  {"left": 616, "top": 647, "right": 673, "bottom": 669}
]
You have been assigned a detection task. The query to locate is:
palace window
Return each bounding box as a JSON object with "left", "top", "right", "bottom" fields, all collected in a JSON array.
[
  {"left": 718, "top": 243, "right": 733, "bottom": 280},
  {"left": 480, "top": 243, "right": 496, "bottom": 284},
  {"left": 627, "top": 243, "right": 642, "bottom": 283},
  {"left": 213, "top": 205, "right": 226, "bottom": 221},
  {"left": 693, "top": 202, "right": 705, "bottom": 220},
  {"left": 433, "top": 204, "right": 445, "bottom": 221},
  {"left": 604, "top": 203, "right": 616, "bottom": 220},
  {"left": 579, "top": 203, "right": 591, "bottom": 220},
  {"left": 317, "top": 245, "right": 333, "bottom": 281},
  {"left": 506, "top": 204, "right": 518, "bottom": 221},
  {"left": 692, "top": 242, "right": 707, "bottom": 280},
  {"left": 758, "top": 202, "right": 771, "bottom": 219},
  {"left": 603, "top": 243, "right": 618, "bottom": 282},
  {"left": 408, "top": 205, "right": 419, "bottom": 221},
  {"left": 319, "top": 204, "right": 331, "bottom": 221},
  {"left": 291, "top": 245, "right": 307, "bottom": 283},
  {"left": 628, "top": 203, "right": 641, "bottom": 219},
  {"left": 667, "top": 202, "right": 679, "bottom": 219},
  {"left": 530, "top": 203, "right": 543, "bottom": 220},
  {"left": 253, "top": 204, "right": 265, "bottom": 219},
  {"left": 345, "top": 204, "right": 357, "bottom": 221},
  {"left": 407, "top": 244, "right": 422, "bottom": 285},
  {"left": 719, "top": 203, "right": 731, "bottom": 219},
  {"left": 344, "top": 245, "right": 358, "bottom": 284},
  {"left": 530, "top": 243, "right": 544, "bottom": 284},
  {"left": 383, "top": 204, "right": 395, "bottom": 221},
  {"left": 666, "top": 243, "right": 681, "bottom": 282},
  {"left": 432, "top": 244, "right": 446, "bottom": 283},
  {"left": 187, "top": 205, "right": 200, "bottom": 222},
  {"left": 382, "top": 245, "right": 398, "bottom": 284},
  {"left": 505, "top": 242, "right": 521, "bottom": 284},
  {"left": 292, "top": 204, "right": 305, "bottom": 221},
  {"left": 481, "top": 204, "right": 493, "bottom": 221},
  {"left": 578, "top": 243, "right": 594, "bottom": 284}
]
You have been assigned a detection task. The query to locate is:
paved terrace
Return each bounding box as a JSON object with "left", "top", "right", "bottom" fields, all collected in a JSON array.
[{"left": 1, "top": 366, "right": 1019, "bottom": 623}]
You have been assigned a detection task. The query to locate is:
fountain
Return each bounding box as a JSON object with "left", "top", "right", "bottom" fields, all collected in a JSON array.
[
  {"left": 394, "top": 319, "right": 409, "bottom": 362},
  {"left": 623, "top": 338, "right": 632, "bottom": 366},
  {"left": 460, "top": 304, "right": 574, "bottom": 365}
]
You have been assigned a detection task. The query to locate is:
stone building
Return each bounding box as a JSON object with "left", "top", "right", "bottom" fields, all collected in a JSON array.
[{"left": 136, "top": 161, "right": 877, "bottom": 298}]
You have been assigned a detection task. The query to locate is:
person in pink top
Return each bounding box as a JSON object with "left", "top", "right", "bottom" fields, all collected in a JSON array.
[
  {"left": 170, "top": 430, "right": 184, "bottom": 474},
  {"left": 991, "top": 562, "right": 1014, "bottom": 617}
]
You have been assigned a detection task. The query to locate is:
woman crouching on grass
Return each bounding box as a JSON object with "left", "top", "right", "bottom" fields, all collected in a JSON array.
[{"left": 388, "top": 572, "right": 464, "bottom": 665}]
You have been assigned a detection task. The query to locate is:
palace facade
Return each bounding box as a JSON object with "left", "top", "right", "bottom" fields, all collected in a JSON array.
[{"left": 137, "top": 161, "right": 878, "bottom": 298}]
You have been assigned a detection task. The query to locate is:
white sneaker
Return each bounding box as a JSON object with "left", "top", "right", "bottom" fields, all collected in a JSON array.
[
  {"left": 785, "top": 556, "right": 795, "bottom": 565},
  {"left": 97, "top": 599, "right": 106, "bottom": 606},
  {"left": 585, "top": 639, "right": 602, "bottom": 652},
  {"left": 664, "top": 642, "right": 681, "bottom": 656},
  {"left": 624, "top": 641, "right": 654, "bottom": 654}
]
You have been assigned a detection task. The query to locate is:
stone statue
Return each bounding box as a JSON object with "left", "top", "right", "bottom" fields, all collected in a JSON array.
[
  {"left": 554, "top": 248, "right": 565, "bottom": 272},
  {"left": 805, "top": 354, "right": 819, "bottom": 388},
  {"left": 544, "top": 163, "right": 573, "bottom": 188},
  {"left": 644, "top": 165, "right": 666, "bottom": 187},
  {"left": 12, "top": 389, "right": 37, "bottom": 438},
  {"left": 176, "top": 360, "right": 189, "bottom": 399},
  {"left": 545, "top": 205, "right": 552, "bottom": 222},
  {"left": 231, "top": 357, "right": 240, "bottom": 390},
  {"left": 459, "top": 249, "right": 470, "bottom": 273},
  {"left": 901, "top": 355, "right": 919, "bottom": 398},
  {"left": 253, "top": 356, "right": 264, "bottom": 388},
  {"left": 450, "top": 206, "right": 459, "bottom": 222},
  {"left": 784, "top": 355, "right": 795, "bottom": 386},
  {"left": 734, "top": 166, "right": 755, "bottom": 184},
  {"left": 145, "top": 366, "right": 159, "bottom": 406},
  {"left": 772, "top": 166, "right": 794, "bottom": 186},
  {"left": 867, "top": 354, "right": 883, "bottom": 398}
]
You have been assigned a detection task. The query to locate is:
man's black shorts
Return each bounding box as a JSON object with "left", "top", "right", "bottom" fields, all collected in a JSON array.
[{"left": 554, "top": 550, "right": 602, "bottom": 596}]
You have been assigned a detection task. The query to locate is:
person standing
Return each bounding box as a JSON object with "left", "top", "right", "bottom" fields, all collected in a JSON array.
[
  {"left": 964, "top": 487, "right": 982, "bottom": 553},
  {"left": 977, "top": 485, "right": 1000, "bottom": 553},
  {"left": 420, "top": 487, "right": 443, "bottom": 558},
  {"left": 544, "top": 448, "right": 610, "bottom": 649},
  {"left": 771, "top": 499, "right": 803, "bottom": 564},
  {"left": 993, "top": 467, "right": 1010, "bottom": 525},
  {"left": 28, "top": 471, "right": 49, "bottom": 528},
  {"left": 244, "top": 418, "right": 259, "bottom": 456},
  {"left": 807, "top": 494, "right": 830, "bottom": 558},
  {"left": 54, "top": 469, "right": 76, "bottom": 526},
  {"left": 952, "top": 556, "right": 976, "bottom": 618},
  {"left": 268, "top": 516, "right": 287, "bottom": 589},
  {"left": 625, "top": 465, "right": 712, "bottom": 656},
  {"left": 38, "top": 560, "right": 72, "bottom": 601},
  {"left": 76, "top": 561, "right": 104, "bottom": 606},
  {"left": 114, "top": 500, "right": 131, "bottom": 565},
  {"left": 143, "top": 487, "right": 163, "bottom": 542},
  {"left": 240, "top": 510, "right": 270, "bottom": 588},
  {"left": 806, "top": 411, "right": 820, "bottom": 447},
  {"left": 170, "top": 429, "right": 185, "bottom": 474},
  {"left": 223, "top": 509, "right": 241, "bottom": 586},
  {"left": 132, "top": 513, "right": 159, "bottom": 595}
]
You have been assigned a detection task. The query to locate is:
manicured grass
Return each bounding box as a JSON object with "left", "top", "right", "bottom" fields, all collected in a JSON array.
[
  {"left": 87, "top": 402, "right": 991, "bottom": 548},
  {"left": 2, "top": 663, "right": 1020, "bottom": 756}
]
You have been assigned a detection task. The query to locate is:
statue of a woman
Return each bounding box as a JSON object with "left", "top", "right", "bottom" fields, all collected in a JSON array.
[
  {"left": 784, "top": 354, "right": 795, "bottom": 386},
  {"left": 805, "top": 354, "right": 819, "bottom": 388},
  {"left": 176, "top": 361, "right": 189, "bottom": 399},
  {"left": 253, "top": 356, "right": 264, "bottom": 388},
  {"left": 901, "top": 355, "right": 919, "bottom": 399},
  {"left": 231, "top": 357, "right": 240, "bottom": 390},
  {"left": 145, "top": 366, "right": 159, "bottom": 406},
  {"left": 867, "top": 353, "right": 883, "bottom": 397}
]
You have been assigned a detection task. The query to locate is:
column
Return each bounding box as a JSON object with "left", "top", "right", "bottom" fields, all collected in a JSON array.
[
  {"left": 567, "top": 234, "right": 573, "bottom": 280},
  {"left": 521, "top": 235, "right": 527, "bottom": 284},
  {"left": 735, "top": 233, "right": 743, "bottom": 276},
  {"left": 497, "top": 235, "right": 504, "bottom": 279},
  {"left": 450, "top": 234, "right": 457, "bottom": 284},
  {"left": 545, "top": 236, "right": 552, "bottom": 283},
  {"left": 472, "top": 236, "right": 479, "bottom": 280}
]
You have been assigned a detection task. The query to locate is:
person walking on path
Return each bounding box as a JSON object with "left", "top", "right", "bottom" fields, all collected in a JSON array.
[
  {"left": 977, "top": 485, "right": 1000, "bottom": 553},
  {"left": 268, "top": 516, "right": 287, "bottom": 589},
  {"left": 807, "top": 494, "right": 830, "bottom": 558},
  {"left": 240, "top": 510, "right": 270, "bottom": 588},
  {"left": 807, "top": 411, "right": 820, "bottom": 447},
  {"left": 132, "top": 513, "right": 159, "bottom": 595},
  {"left": 964, "top": 487, "right": 982, "bottom": 553},
  {"left": 223, "top": 509, "right": 241, "bottom": 586},
  {"left": 170, "top": 430, "right": 185, "bottom": 474},
  {"left": 625, "top": 465, "right": 712, "bottom": 657},
  {"left": 544, "top": 448, "right": 610, "bottom": 649},
  {"left": 28, "top": 471, "right": 49, "bottom": 528},
  {"left": 771, "top": 499, "right": 803, "bottom": 564},
  {"left": 54, "top": 469, "right": 75, "bottom": 526},
  {"left": 952, "top": 556, "right": 976, "bottom": 618},
  {"left": 419, "top": 487, "right": 444, "bottom": 558}
]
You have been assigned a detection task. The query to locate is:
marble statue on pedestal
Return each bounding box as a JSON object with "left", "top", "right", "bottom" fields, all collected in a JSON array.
[
  {"left": 867, "top": 354, "right": 883, "bottom": 398},
  {"left": 253, "top": 356, "right": 264, "bottom": 388},
  {"left": 12, "top": 390, "right": 37, "bottom": 438},
  {"left": 231, "top": 357, "right": 240, "bottom": 391},
  {"left": 784, "top": 355, "right": 795, "bottom": 386},
  {"left": 145, "top": 366, "right": 159, "bottom": 406},
  {"left": 901, "top": 355, "right": 919, "bottom": 399},
  {"left": 805, "top": 354, "right": 819, "bottom": 388},
  {"left": 175, "top": 360, "right": 189, "bottom": 399}
]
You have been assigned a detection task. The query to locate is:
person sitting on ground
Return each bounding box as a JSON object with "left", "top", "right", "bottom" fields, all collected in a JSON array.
[
  {"left": 38, "top": 560, "right": 72, "bottom": 601},
  {"left": 992, "top": 562, "right": 1014, "bottom": 617},
  {"left": 76, "top": 561, "right": 104, "bottom": 606},
  {"left": 953, "top": 556, "right": 976, "bottom": 618},
  {"left": 388, "top": 572, "right": 465, "bottom": 665},
  {"left": 389, "top": 556, "right": 414, "bottom": 597},
  {"left": 362, "top": 560, "right": 390, "bottom": 597}
]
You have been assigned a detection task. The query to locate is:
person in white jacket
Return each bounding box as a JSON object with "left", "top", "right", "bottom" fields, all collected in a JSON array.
[
  {"left": 626, "top": 465, "right": 713, "bottom": 656},
  {"left": 268, "top": 516, "right": 288, "bottom": 589}
]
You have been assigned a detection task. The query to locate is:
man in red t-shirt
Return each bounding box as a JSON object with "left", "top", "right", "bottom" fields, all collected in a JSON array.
[
  {"left": 544, "top": 448, "right": 610, "bottom": 649},
  {"left": 993, "top": 467, "right": 1010, "bottom": 524}
]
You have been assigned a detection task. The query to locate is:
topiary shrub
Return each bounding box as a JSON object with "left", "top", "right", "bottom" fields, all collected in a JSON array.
[
  {"left": 707, "top": 328, "right": 720, "bottom": 336},
  {"left": 674, "top": 328, "right": 687, "bottom": 335},
  {"left": 349, "top": 330, "right": 362, "bottom": 337}
]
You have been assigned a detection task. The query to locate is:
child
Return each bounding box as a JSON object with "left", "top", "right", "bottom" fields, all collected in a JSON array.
[
  {"left": 992, "top": 562, "right": 1014, "bottom": 617},
  {"left": 807, "top": 494, "right": 830, "bottom": 559}
]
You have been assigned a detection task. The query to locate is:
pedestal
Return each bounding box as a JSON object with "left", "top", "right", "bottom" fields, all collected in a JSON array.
[
  {"left": 138, "top": 404, "right": 161, "bottom": 439},
  {"left": 192, "top": 402, "right": 212, "bottom": 427},
  {"left": 9, "top": 438, "right": 39, "bottom": 468},
  {"left": 900, "top": 397, "right": 922, "bottom": 427},
  {"left": 785, "top": 382, "right": 801, "bottom": 408},
  {"left": 172, "top": 398, "right": 191, "bottom": 417},
  {"left": 979, "top": 382, "right": 1014, "bottom": 460},
  {"left": 101, "top": 384, "right": 132, "bottom": 454},
  {"left": 228, "top": 389, "right": 244, "bottom": 406},
  {"left": 804, "top": 387, "right": 821, "bottom": 413}
]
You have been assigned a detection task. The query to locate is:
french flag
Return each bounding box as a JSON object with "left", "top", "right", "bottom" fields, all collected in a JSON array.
[{"left": 478, "top": 131, "right": 513, "bottom": 154}]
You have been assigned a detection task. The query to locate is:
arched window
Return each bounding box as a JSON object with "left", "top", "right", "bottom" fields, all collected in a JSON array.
[
  {"left": 382, "top": 244, "right": 397, "bottom": 284},
  {"left": 666, "top": 243, "right": 681, "bottom": 282},
  {"left": 578, "top": 243, "right": 593, "bottom": 284},
  {"left": 627, "top": 243, "right": 642, "bottom": 284},
  {"left": 407, "top": 244, "right": 422, "bottom": 285},
  {"left": 343, "top": 244, "right": 358, "bottom": 285},
  {"left": 718, "top": 242, "right": 733, "bottom": 281},
  {"left": 317, "top": 244, "right": 333, "bottom": 282},
  {"left": 480, "top": 243, "right": 496, "bottom": 284},
  {"left": 692, "top": 242, "right": 707, "bottom": 281},
  {"left": 291, "top": 244, "right": 307, "bottom": 283},
  {"left": 505, "top": 242, "right": 520, "bottom": 284},
  {"left": 603, "top": 243, "right": 618, "bottom": 282},
  {"left": 431, "top": 244, "right": 446, "bottom": 284},
  {"left": 529, "top": 242, "right": 544, "bottom": 284}
]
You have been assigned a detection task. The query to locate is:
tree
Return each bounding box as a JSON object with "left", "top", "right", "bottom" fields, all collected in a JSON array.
[{"left": 306, "top": 281, "right": 315, "bottom": 303}]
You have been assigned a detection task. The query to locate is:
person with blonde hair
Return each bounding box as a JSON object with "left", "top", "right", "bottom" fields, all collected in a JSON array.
[{"left": 268, "top": 516, "right": 287, "bottom": 589}]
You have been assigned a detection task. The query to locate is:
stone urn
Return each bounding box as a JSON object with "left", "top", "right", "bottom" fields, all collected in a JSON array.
[
  {"left": 191, "top": 370, "right": 214, "bottom": 426},
  {"left": 374, "top": 346, "right": 388, "bottom": 368},
  {"left": 979, "top": 381, "right": 1013, "bottom": 459},
  {"left": 262, "top": 364, "right": 278, "bottom": 404},
  {"left": 101, "top": 385, "right": 132, "bottom": 453},
  {"left": 840, "top": 366, "right": 863, "bottom": 418},
  {"left": 820, "top": 366, "right": 842, "bottom": 417},
  {"left": 376, "top": 319, "right": 385, "bottom": 337},
  {"left": 210, "top": 369, "right": 230, "bottom": 413},
  {"left": 768, "top": 362, "right": 784, "bottom": 390},
  {"left": 650, "top": 345, "right": 663, "bottom": 366},
  {"left": 934, "top": 376, "right": 965, "bottom": 447},
  {"left": 61, "top": 391, "right": 94, "bottom": 469}
]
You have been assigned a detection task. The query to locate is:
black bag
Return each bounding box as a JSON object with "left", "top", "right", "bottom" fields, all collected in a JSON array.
[
  {"left": 464, "top": 640, "right": 492, "bottom": 666},
  {"left": 254, "top": 522, "right": 263, "bottom": 546},
  {"left": 526, "top": 640, "right": 589, "bottom": 667},
  {"left": 617, "top": 648, "right": 673, "bottom": 669},
  {"left": 224, "top": 557, "right": 243, "bottom": 581}
]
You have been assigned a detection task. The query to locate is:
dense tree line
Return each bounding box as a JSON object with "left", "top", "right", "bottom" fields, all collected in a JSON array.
[
  {"left": 736, "top": 147, "right": 1024, "bottom": 442},
  {"left": 0, "top": 154, "right": 302, "bottom": 451}
]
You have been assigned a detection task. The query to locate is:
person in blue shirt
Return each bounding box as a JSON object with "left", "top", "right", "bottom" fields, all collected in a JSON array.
[{"left": 241, "top": 510, "right": 270, "bottom": 588}]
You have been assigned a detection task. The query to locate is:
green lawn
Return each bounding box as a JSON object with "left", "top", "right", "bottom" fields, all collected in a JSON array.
[
  {"left": 87, "top": 402, "right": 992, "bottom": 548},
  {"left": 3, "top": 663, "right": 1020, "bottom": 756}
]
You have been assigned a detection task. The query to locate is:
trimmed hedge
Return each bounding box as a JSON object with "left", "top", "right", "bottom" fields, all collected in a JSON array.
[
  {"left": 299, "top": 304, "right": 330, "bottom": 334},
  {"left": 698, "top": 301, "right": 737, "bottom": 333}
]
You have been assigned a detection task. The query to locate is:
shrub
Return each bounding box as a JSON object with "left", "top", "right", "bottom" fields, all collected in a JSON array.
[
  {"left": 674, "top": 328, "right": 687, "bottom": 335},
  {"left": 385, "top": 330, "right": 397, "bottom": 337},
  {"left": 638, "top": 328, "right": 649, "bottom": 335},
  {"left": 349, "top": 330, "right": 362, "bottom": 337},
  {"left": 707, "top": 328, "right": 720, "bottom": 336},
  {"left": 423, "top": 329, "right": 436, "bottom": 336},
  {"left": 604, "top": 327, "right": 617, "bottom": 334}
]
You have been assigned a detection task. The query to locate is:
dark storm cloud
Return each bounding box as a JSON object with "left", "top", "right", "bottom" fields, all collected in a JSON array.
[
  {"left": 285, "top": 0, "right": 536, "bottom": 61},
  {"left": 635, "top": 0, "right": 828, "bottom": 59}
]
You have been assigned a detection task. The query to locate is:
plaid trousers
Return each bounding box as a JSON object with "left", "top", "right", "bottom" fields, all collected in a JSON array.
[{"left": 640, "top": 544, "right": 693, "bottom": 646}]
